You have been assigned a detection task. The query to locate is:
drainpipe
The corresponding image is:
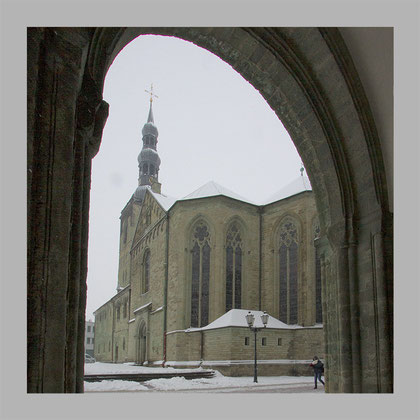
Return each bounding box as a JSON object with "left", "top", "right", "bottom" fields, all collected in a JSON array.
[
  {"left": 163, "top": 214, "right": 170, "bottom": 366},
  {"left": 258, "top": 207, "right": 263, "bottom": 310},
  {"left": 200, "top": 330, "right": 204, "bottom": 365},
  {"left": 111, "top": 301, "right": 115, "bottom": 362}
]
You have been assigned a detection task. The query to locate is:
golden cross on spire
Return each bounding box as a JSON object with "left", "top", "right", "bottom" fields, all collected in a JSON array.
[{"left": 145, "top": 83, "right": 158, "bottom": 103}]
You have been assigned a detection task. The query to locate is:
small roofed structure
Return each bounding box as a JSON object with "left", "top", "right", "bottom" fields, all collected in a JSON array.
[{"left": 165, "top": 309, "right": 323, "bottom": 376}]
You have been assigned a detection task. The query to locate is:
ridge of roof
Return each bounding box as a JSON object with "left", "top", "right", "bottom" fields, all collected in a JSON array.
[
  {"left": 179, "top": 180, "right": 256, "bottom": 205},
  {"left": 185, "top": 309, "right": 301, "bottom": 331},
  {"left": 263, "top": 175, "right": 312, "bottom": 204}
]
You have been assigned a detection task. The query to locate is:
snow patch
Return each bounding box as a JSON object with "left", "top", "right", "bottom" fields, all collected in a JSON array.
[{"left": 133, "top": 302, "right": 152, "bottom": 314}]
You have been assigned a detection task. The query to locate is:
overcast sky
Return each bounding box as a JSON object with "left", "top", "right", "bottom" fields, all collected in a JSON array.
[{"left": 86, "top": 34, "right": 303, "bottom": 320}]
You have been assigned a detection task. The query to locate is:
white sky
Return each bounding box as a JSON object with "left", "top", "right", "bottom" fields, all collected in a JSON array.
[{"left": 86, "top": 34, "right": 303, "bottom": 320}]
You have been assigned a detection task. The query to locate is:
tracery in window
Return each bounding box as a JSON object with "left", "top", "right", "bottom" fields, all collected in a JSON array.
[
  {"left": 225, "top": 222, "right": 242, "bottom": 312},
  {"left": 278, "top": 218, "right": 299, "bottom": 324},
  {"left": 190, "top": 221, "right": 211, "bottom": 327}
]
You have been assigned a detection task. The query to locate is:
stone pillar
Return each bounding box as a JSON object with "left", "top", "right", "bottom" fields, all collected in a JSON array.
[{"left": 27, "top": 28, "right": 108, "bottom": 392}]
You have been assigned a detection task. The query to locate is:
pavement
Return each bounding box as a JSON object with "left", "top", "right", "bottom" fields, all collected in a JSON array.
[{"left": 157, "top": 383, "right": 325, "bottom": 393}]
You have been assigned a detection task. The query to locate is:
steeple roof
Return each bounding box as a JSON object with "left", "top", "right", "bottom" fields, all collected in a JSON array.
[
  {"left": 135, "top": 88, "right": 161, "bottom": 202},
  {"left": 147, "top": 101, "right": 154, "bottom": 124}
]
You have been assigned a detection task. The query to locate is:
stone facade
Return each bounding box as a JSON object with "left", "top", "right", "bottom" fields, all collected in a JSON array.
[{"left": 84, "top": 320, "right": 95, "bottom": 357}]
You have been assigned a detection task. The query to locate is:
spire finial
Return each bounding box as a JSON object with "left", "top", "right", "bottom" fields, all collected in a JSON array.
[
  {"left": 145, "top": 83, "right": 158, "bottom": 103},
  {"left": 300, "top": 163, "right": 305, "bottom": 176}
]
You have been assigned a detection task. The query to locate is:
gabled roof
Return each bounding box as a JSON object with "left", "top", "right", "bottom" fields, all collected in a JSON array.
[
  {"left": 264, "top": 175, "right": 312, "bottom": 204},
  {"left": 179, "top": 181, "right": 256, "bottom": 205}
]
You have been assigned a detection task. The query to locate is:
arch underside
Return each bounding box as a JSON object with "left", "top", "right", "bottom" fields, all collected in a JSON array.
[{"left": 27, "top": 27, "right": 393, "bottom": 393}]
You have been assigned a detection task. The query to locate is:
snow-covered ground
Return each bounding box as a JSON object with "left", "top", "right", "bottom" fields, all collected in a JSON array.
[{"left": 84, "top": 362, "right": 316, "bottom": 393}]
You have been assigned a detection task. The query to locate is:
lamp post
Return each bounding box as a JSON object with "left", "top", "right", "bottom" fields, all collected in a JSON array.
[{"left": 246, "top": 310, "right": 269, "bottom": 383}]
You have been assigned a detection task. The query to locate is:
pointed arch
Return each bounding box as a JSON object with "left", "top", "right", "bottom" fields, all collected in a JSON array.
[
  {"left": 225, "top": 221, "right": 243, "bottom": 312},
  {"left": 137, "top": 321, "right": 147, "bottom": 365},
  {"left": 141, "top": 248, "right": 150, "bottom": 294},
  {"left": 276, "top": 215, "right": 300, "bottom": 324},
  {"left": 190, "top": 219, "right": 211, "bottom": 327}
]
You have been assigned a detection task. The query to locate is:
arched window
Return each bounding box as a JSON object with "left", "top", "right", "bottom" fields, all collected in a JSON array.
[
  {"left": 143, "top": 163, "right": 148, "bottom": 174},
  {"left": 313, "top": 221, "right": 322, "bottom": 323},
  {"left": 278, "top": 217, "right": 299, "bottom": 324},
  {"left": 142, "top": 250, "right": 150, "bottom": 294},
  {"left": 225, "top": 222, "right": 242, "bottom": 312},
  {"left": 150, "top": 164, "right": 155, "bottom": 176},
  {"left": 190, "top": 221, "right": 211, "bottom": 327}
]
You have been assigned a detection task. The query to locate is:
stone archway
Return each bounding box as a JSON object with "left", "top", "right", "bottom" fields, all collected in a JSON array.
[{"left": 27, "top": 27, "right": 392, "bottom": 393}]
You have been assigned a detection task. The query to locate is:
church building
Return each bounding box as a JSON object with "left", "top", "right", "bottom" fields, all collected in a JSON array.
[{"left": 93, "top": 96, "right": 325, "bottom": 376}]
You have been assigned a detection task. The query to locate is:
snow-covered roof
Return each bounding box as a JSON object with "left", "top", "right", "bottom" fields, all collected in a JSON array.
[
  {"left": 187, "top": 309, "right": 301, "bottom": 331},
  {"left": 180, "top": 181, "right": 255, "bottom": 205},
  {"left": 264, "top": 175, "right": 312, "bottom": 204},
  {"left": 149, "top": 190, "right": 177, "bottom": 211},
  {"left": 146, "top": 175, "right": 312, "bottom": 214}
]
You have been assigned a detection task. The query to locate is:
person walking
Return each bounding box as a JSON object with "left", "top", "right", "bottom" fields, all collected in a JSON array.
[{"left": 310, "top": 356, "right": 325, "bottom": 389}]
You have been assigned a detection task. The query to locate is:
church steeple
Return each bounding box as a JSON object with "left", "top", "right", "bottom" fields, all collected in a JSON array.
[{"left": 134, "top": 86, "right": 162, "bottom": 202}]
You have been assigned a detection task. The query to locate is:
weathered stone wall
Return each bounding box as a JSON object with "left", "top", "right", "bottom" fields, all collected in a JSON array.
[
  {"left": 166, "top": 196, "right": 261, "bottom": 334},
  {"left": 148, "top": 309, "right": 164, "bottom": 362},
  {"left": 202, "top": 361, "right": 313, "bottom": 377},
  {"left": 93, "top": 303, "right": 113, "bottom": 362},
  {"left": 261, "top": 192, "right": 319, "bottom": 325},
  {"left": 118, "top": 199, "right": 141, "bottom": 289},
  {"left": 200, "top": 327, "right": 323, "bottom": 362},
  {"left": 128, "top": 191, "right": 168, "bottom": 363},
  {"left": 166, "top": 331, "right": 202, "bottom": 362},
  {"left": 93, "top": 287, "right": 130, "bottom": 362}
]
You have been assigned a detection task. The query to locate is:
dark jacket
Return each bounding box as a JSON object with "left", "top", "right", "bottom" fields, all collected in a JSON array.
[{"left": 310, "top": 360, "right": 324, "bottom": 374}]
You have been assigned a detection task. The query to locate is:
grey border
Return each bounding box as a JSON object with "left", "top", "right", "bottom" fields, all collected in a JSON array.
[{"left": 1, "top": 0, "right": 419, "bottom": 418}]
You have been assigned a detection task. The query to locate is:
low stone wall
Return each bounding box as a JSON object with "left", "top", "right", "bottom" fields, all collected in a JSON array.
[
  {"left": 164, "top": 325, "right": 324, "bottom": 377},
  {"left": 163, "top": 360, "right": 314, "bottom": 376}
]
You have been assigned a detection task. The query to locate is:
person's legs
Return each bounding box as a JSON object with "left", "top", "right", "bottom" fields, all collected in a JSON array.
[{"left": 314, "top": 372, "right": 318, "bottom": 388}]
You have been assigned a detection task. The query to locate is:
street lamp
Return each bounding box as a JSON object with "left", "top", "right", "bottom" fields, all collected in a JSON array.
[{"left": 246, "top": 310, "right": 269, "bottom": 383}]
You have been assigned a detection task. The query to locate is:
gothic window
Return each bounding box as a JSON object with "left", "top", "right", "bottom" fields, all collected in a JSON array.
[
  {"left": 145, "top": 208, "right": 152, "bottom": 226},
  {"left": 190, "top": 221, "right": 211, "bottom": 327},
  {"left": 142, "top": 250, "right": 150, "bottom": 294},
  {"left": 278, "top": 218, "right": 299, "bottom": 324},
  {"left": 225, "top": 222, "right": 243, "bottom": 312},
  {"left": 313, "top": 222, "right": 322, "bottom": 323},
  {"left": 123, "top": 219, "right": 128, "bottom": 243}
]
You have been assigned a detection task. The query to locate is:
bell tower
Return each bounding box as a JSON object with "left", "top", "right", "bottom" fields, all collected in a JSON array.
[{"left": 135, "top": 84, "right": 161, "bottom": 201}]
